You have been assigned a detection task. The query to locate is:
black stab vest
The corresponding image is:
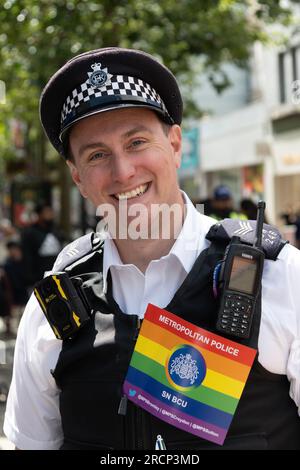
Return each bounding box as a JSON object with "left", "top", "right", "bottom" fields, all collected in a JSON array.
[{"left": 52, "top": 240, "right": 300, "bottom": 450}]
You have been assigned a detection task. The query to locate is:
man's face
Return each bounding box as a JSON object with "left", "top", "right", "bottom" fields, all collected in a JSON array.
[
  {"left": 213, "top": 198, "right": 233, "bottom": 211},
  {"left": 67, "top": 108, "right": 183, "bottom": 235}
]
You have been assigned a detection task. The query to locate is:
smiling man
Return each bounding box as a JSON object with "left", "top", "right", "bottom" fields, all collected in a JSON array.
[
  {"left": 4, "top": 48, "right": 300, "bottom": 450},
  {"left": 67, "top": 107, "right": 184, "bottom": 272}
]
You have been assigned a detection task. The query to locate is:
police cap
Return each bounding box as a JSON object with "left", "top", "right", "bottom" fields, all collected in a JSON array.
[
  {"left": 213, "top": 185, "right": 232, "bottom": 201},
  {"left": 40, "top": 47, "right": 183, "bottom": 157}
]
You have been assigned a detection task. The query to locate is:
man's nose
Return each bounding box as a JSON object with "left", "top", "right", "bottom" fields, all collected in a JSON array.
[{"left": 111, "top": 154, "right": 136, "bottom": 183}]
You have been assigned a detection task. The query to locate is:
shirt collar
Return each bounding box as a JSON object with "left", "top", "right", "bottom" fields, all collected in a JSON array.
[
  {"left": 102, "top": 192, "right": 213, "bottom": 292},
  {"left": 168, "top": 192, "right": 210, "bottom": 273}
]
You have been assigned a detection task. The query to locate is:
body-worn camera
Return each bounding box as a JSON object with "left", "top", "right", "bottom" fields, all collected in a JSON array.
[
  {"left": 34, "top": 272, "right": 91, "bottom": 340},
  {"left": 215, "top": 202, "right": 266, "bottom": 339}
]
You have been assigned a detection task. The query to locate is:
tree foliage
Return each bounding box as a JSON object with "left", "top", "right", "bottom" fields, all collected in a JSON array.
[{"left": 0, "top": 0, "right": 295, "bottom": 166}]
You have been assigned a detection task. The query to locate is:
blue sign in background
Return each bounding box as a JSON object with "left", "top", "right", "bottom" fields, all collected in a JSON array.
[{"left": 178, "top": 128, "right": 199, "bottom": 175}]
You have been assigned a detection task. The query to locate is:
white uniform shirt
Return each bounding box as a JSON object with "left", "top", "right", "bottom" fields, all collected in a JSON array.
[{"left": 3, "top": 195, "right": 300, "bottom": 449}]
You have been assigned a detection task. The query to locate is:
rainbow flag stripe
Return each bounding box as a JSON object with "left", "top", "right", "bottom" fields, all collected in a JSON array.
[{"left": 124, "top": 304, "right": 257, "bottom": 445}]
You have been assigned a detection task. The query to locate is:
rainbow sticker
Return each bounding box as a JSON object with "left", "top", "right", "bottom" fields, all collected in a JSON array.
[{"left": 123, "top": 304, "right": 257, "bottom": 445}]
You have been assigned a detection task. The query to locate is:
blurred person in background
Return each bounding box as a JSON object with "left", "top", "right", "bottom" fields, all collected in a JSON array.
[
  {"left": 240, "top": 198, "right": 258, "bottom": 220},
  {"left": 206, "top": 185, "right": 247, "bottom": 221},
  {"left": 294, "top": 210, "right": 300, "bottom": 250},
  {"left": 20, "top": 203, "right": 63, "bottom": 291},
  {"left": 3, "top": 241, "right": 29, "bottom": 331},
  {"left": 240, "top": 198, "right": 269, "bottom": 224},
  {"left": 280, "top": 203, "right": 296, "bottom": 226},
  {"left": 0, "top": 268, "right": 13, "bottom": 336},
  {"left": 280, "top": 203, "right": 300, "bottom": 249},
  {"left": 0, "top": 220, "right": 17, "bottom": 239}
]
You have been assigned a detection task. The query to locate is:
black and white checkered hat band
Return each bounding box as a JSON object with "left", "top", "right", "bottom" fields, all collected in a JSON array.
[{"left": 60, "top": 74, "right": 171, "bottom": 134}]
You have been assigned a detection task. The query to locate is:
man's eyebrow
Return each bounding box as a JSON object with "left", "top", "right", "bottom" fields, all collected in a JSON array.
[
  {"left": 122, "top": 125, "right": 151, "bottom": 139},
  {"left": 78, "top": 125, "right": 151, "bottom": 157},
  {"left": 78, "top": 141, "right": 107, "bottom": 157}
]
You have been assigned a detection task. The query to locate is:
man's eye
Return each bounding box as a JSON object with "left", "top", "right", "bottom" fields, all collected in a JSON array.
[
  {"left": 89, "top": 152, "right": 107, "bottom": 161},
  {"left": 130, "top": 139, "right": 145, "bottom": 148}
]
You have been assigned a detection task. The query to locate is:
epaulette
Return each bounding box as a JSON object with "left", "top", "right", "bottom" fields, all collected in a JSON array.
[
  {"left": 206, "top": 218, "right": 288, "bottom": 261},
  {"left": 51, "top": 231, "right": 104, "bottom": 272}
]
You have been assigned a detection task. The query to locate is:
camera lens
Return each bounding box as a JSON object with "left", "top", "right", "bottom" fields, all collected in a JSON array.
[{"left": 48, "top": 299, "right": 71, "bottom": 327}]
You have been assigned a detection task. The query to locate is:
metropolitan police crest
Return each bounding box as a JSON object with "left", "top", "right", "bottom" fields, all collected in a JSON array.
[
  {"left": 166, "top": 345, "right": 206, "bottom": 390},
  {"left": 170, "top": 353, "right": 199, "bottom": 385},
  {"left": 88, "top": 63, "right": 112, "bottom": 88}
]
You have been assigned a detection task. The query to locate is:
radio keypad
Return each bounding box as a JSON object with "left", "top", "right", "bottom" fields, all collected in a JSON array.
[{"left": 217, "top": 293, "right": 253, "bottom": 338}]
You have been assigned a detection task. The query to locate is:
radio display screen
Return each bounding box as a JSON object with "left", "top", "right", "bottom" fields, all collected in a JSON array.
[{"left": 228, "top": 256, "right": 257, "bottom": 295}]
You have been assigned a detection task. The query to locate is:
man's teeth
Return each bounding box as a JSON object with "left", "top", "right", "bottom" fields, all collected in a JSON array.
[{"left": 116, "top": 184, "right": 148, "bottom": 200}]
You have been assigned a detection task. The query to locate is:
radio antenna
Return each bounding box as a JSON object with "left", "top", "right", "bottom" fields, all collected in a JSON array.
[{"left": 254, "top": 200, "right": 266, "bottom": 248}]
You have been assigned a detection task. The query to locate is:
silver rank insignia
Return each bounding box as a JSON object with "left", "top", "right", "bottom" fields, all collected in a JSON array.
[{"left": 88, "top": 63, "right": 112, "bottom": 88}]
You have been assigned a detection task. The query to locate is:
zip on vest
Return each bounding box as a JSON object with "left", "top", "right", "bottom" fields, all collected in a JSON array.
[
  {"left": 134, "top": 405, "right": 146, "bottom": 449},
  {"left": 118, "top": 316, "right": 141, "bottom": 417},
  {"left": 132, "top": 316, "right": 152, "bottom": 449}
]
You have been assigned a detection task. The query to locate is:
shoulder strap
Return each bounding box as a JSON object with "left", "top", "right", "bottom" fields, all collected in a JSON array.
[
  {"left": 206, "top": 218, "right": 288, "bottom": 261},
  {"left": 51, "top": 231, "right": 104, "bottom": 272}
]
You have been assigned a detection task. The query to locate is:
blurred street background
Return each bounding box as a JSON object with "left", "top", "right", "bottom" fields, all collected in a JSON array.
[
  {"left": 0, "top": 335, "right": 14, "bottom": 449},
  {"left": 1, "top": 0, "right": 300, "bottom": 450}
]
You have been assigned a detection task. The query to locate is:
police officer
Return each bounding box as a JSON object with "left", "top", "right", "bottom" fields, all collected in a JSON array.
[
  {"left": 207, "top": 185, "right": 247, "bottom": 221},
  {"left": 4, "top": 48, "right": 300, "bottom": 450},
  {"left": 21, "top": 203, "right": 63, "bottom": 291}
]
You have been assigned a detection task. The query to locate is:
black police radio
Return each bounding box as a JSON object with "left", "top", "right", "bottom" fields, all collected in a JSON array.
[
  {"left": 215, "top": 201, "right": 266, "bottom": 339},
  {"left": 34, "top": 272, "right": 92, "bottom": 340}
]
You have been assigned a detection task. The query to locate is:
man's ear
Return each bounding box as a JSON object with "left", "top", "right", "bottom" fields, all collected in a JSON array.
[
  {"left": 169, "top": 125, "right": 182, "bottom": 169},
  {"left": 66, "top": 160, "right": 88, "bottom": 198}
]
